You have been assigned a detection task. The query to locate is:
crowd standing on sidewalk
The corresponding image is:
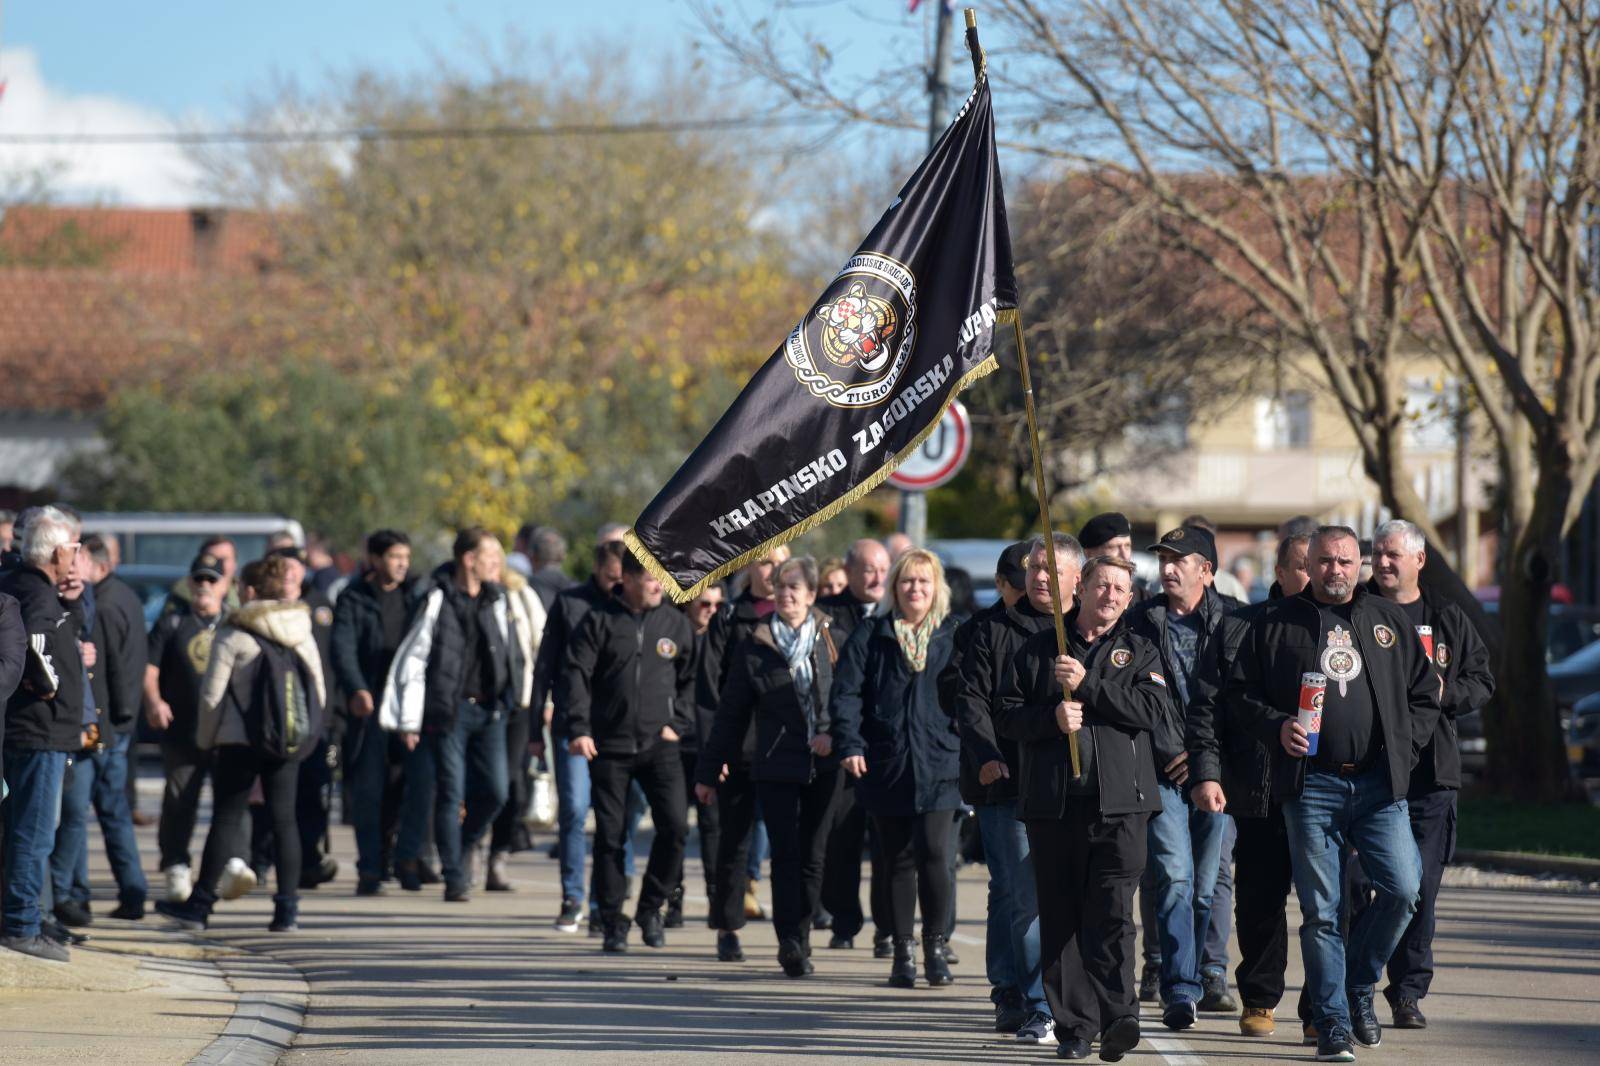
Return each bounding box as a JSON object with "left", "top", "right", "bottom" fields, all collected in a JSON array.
[{"left": 0, "top": 504, "right": 1496, "bottom": 1063}]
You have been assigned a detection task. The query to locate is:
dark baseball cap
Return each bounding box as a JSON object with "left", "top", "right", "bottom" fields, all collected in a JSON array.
[
  {"left": 995, "top": 540, "right": 1031, "bottom": 590},
  {"left": 190, "top": 553, "right": 225, "bottom": 581},
  {"left": 1147, "top": 525, "right": 1218, "bottom": 570}
]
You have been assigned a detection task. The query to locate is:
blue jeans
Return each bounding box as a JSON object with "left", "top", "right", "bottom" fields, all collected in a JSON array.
[
  {"left": 51, "top": 732, "right": 148, "bottom": 906},
  {"left": 1283, "top": 766, "right": 1422, "bottom": 1033},
  {"left": 1202, "top": 814, "right": 1236, "bottom": 977},
  {"left": 397, "top": 701, "right": 509, "bottom": 888},
  {"left": 747, "top": 803, "right": 769, "bottom": 882},
  {"left": 2, "top": 748, "right": 69, "bottom": 938},
  {"left": 345, "top": 714, "right": 390, "bottom": 881},
  {"left": 1146, "top": 780, "right": 1229, "bottom": 1004},
  {"left": 977, "top": 802, "right": 1048, "bottom": 1014},
  {"left": 553, "top": 739, "right": 642, "bottom": 907}
]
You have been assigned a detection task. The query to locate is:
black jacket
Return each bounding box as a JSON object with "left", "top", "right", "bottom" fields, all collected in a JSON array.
[
  {"left": 534, "top": 576, "right": 613, "bottom": 735},
  {"left": 0, "top": 564, "right": 85, "bottom": 752},
  {"left": 1361, "top": 579, "right": 1495, "bottom": 793},
  {"left": 817, "top": 590, "right": 880, "bottom": 642},
  {"left": 942, "top": 598, "right": 1052, "bottom": 806},
  {"left": 829, "top": 614, "right": 962, "bottom": 817},
  {"left": 1128, "top": 585, "right": 1242, "bottom": 766},
  {"left": 332, "top": 574, "right": 424, "bottom": 702},
  {"left": 559, "top": 597, "right": 695, "bottom": 756},
  {"left": 0, "top": 592, "right": 25, "bottom": 761},
  {"left": 528, "top": 566, "right": 574, "bottom": 613},
  {"left": 89, "top": 574, "right": 148, "bottom": 734},
  {"left": 1226, "top": 587, "right": 1441, "bottom": 803},
  {"left": 390, "top": 568, "right": 522, "bottom": 733},
  {"left": 996, "top": 610, "right": 1165, "bottom": 818},
  {"left": 697, "top": 609, "right": 839, "bottom": 786},
  {"left": 1187, "top": 596, "right": 1274, "bottom": 818},
  {"left": 695, "top": 591, "right": 772, "bottom": 765}
]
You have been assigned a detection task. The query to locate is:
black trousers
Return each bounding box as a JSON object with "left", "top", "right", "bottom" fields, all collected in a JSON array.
[
  {"left": 490, "top": 709, "right": 533, "bottom": 854},
  {"left": 590, "top": 740, "right": 687, "bottom": 926},
  {"left": 297, "top": 739, "right": 333, "bottom": 868},
  {"left": 1234, "top": 807, "right": 1294, "bottom": 1009},
  {"left": 710, "top": 767, "right": 758, "bottom": 932},
  {"left": 201, "top": 747, "right": 301, "bottom": 900},
  {"left": 874, "top": 810, "right": 956, "bottom": 941},
  {"left": 1028, "top": 803, "right": 1147, "bottom": 1042},
  {"left": 678, "top": 749, "right": 721, "bottom": 902},
  {"left": 756, "top": 769, "right": 843, "bottom": 944},
  {"left": 1350, "top": 789, "right": 1455, "bottom": 1002},
  {"left": 819, "top": 783, "right": 891, "bottom": 941},
  {"left": 158, "top": 740, "right": 209, "bottom": 870}
]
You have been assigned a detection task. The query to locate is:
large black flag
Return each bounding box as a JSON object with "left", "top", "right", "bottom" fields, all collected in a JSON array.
[{"left": 627, "top": 75, "right": 1016, "bottom": 602}]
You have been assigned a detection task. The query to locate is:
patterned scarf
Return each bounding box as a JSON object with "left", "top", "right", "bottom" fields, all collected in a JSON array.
[
  {"left": 771, "top": 613, "right": 819, "bottom": 730},
  {"left": 893, "top": 614, "right": 936, "bottom": 673}
]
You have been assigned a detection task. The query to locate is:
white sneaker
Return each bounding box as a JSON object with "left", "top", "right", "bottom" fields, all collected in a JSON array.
[
  {"left": 163, "top": 864, "right": 193, "bottom": 903},
  {"left": 1015, "top": 1011, "right": 1057, "bottom": 1045},
  {"left": 218, "top": 857, "right": 258, "bottom": 901}
]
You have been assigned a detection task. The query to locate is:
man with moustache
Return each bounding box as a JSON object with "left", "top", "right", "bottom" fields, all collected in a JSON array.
[
  {"left": 996, "top": 551, "right": 1166, "bottom": 1062},
  {"left": 1228, "top": 525, "right": 1434, "bottom": 1062},
  {"left": 1360, "top": 519, "right": 1492, "bottom": 1031}
]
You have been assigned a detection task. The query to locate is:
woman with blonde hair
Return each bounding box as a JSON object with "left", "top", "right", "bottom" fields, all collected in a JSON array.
[{"left": 829, "top": 547, "right": 962, "bottom": 988}]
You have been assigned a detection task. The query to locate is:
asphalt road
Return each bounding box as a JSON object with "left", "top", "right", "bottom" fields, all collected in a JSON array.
[{"left": 37, "top": 771, "right": 1600, "bottom": 1064}]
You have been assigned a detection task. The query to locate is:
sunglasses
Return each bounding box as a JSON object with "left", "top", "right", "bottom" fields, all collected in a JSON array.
[{"left": 193, "top": 575, "right": 221, "bottom": 585}]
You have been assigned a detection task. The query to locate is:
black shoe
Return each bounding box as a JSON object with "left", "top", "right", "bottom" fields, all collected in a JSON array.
[
  {"left": 54, "top": 900, "right": 93, "bottom": 927},
  {"left": 417, "top": 862, "right": 442, "bottom": 885},
  {"left": 1138, "top": 961, "right": 1160, "bottom": 1003},
  {"left": 41, "top": 920, "right": 88, "bottom": 946},
  {"left": 828, "top": 933, "right": 854, "bottom": 950},
  {"left": 1161, "top": 999, "right": 1197, "bottom": 1031},
  {"left": 939, "top": 939, "right": 960, "bottom": 965},
  {"left": 993, "top": 993, "right": 1028, "bottom": 1034},
  {"left": 1315, "top": 1024, "right": 1357, "bottom": 1062},
  {"left": 108, "top": 900, "right": 146, "bottom": 921},
  {"left": 268, "top": 896, "right": 299, "bottom": 933},
  {"left": 888, "top": 936, "right": 916, "bottom": 988},
  {"left": 485, "top": 850, "right": 513, "bottom": 892},
  {"left": 873, "top": 932, "right": 894, "bottom": 959},
  {"left": 155, "top": 896, "right": 210, "bottom": 932},
  {"left": 1199, "top": 970, "right": 1239, "bottom": 1013},
  {"left": 922, "top": 935, "right": 954, "bottom": 986},
  {"left": 637, "top": 909, "right": 666, "bottom": 948},
  {"left": 1, "top": 933, "right": 69, "bottom": 963},
  {"left": 664, "top": 884, "right": 685, "bottom": 929},
  {"left": 298, "top": 856, "right": 339, "bottom": 890},
  {"left": 1098, "top": 1015, "right": 1141, "bottom": 1062},
  {"left": 778, "top": 938, "right": 814, "bottom": 977},
  {"left": 355, "top": 876, "right": 385, "bottom": 897},
  {"left": 716, "top": 931, "right": 745, "bottom": 962},
  {"left": 443, "top": 882, "right": 470, "bottom": 903},
  {"left": 602, "top": 922, "right": 629, "bottom": 953},
  {"left": 1391, "top": 996, "right": 1427, "bottom": 1029},
  {"left": 1056, "top": 1037, "right": 1092, "bottom": 1060},
  {"left": 554, "top": 898, "right": 583, "bottom": 933},
  {"left": 1348, "top": 987, "right": 1382, "bottom": 1048},
  {"left": 812, "top": 908, "right": 832, "bottom": 931},
  {"left": 395, "top": 861, "right": 423, "bottom": 892},
  {"left": 587, "top": 912, "right": 605, "bottom": 938}
]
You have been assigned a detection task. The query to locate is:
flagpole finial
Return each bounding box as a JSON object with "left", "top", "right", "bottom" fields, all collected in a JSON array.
[
  {"left": 965, "top": 8, "right": 976, "bottom": 30},
  {"left": 963, "top": 9, "right": 984, "bottom": 83}
]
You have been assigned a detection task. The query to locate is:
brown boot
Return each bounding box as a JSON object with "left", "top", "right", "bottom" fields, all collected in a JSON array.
[{"left": 1239, "top": 1007, "right": 1275, "bottom": 1038}]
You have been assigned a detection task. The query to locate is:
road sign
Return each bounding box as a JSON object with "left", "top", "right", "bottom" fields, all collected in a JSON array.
[{"left": 888, "top": 399, "right": 971, "bottom": 492}]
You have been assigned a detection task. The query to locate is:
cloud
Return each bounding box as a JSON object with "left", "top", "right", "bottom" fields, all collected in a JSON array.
[{"left": 0, "top": 46, "right": 205, "bottom": 206}]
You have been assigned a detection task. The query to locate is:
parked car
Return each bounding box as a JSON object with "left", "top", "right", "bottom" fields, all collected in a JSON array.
[
  {"left": 115, "top": 563, "right": 191, "bottom": 631},
  {"left": 1478, "top": 601, "right": 1600, "bottom": 664},
  {"left": 931, "top": 539, "right": 1013, "bottom": 609},
  {"left": 79, "top": 512, "right": 303, "bottom": 569},
  {"left": 1567, "top": 690, "right": 1600, "bottom": 778}
]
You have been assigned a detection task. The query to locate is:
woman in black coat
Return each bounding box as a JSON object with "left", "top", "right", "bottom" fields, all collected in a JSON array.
[
  {"left": 830, "top": 547, "right": 962, "bottom": 988},
  {"left": 696, "top": 557, "right": 842, "bottom": 976}
]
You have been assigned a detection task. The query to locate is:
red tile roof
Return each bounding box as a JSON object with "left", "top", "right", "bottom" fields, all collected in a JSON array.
[{"left": 0, "top": 206, "right": 276, "bottom": 276}]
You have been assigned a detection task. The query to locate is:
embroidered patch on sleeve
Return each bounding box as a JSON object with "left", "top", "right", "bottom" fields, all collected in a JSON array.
[{"left": 1149, "top": 672, "right": 1167, "bottom": 687}]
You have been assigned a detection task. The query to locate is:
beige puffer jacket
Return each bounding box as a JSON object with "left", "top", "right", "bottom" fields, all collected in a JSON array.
[{"left": 197, "top": 599, "right": 326, "bottom": 751}]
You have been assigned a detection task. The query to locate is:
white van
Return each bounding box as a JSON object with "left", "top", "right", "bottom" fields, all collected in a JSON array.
[{"left": 77, "top": 512, "right": 304, "bottom": 568}]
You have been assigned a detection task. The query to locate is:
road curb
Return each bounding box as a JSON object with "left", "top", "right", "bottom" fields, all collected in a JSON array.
[
  {"left": 1454, "top": 848, "right": 1600, "bottom": 879},
  {"left": 185, "top": 937, "right": 310, "bottom": 1066}
]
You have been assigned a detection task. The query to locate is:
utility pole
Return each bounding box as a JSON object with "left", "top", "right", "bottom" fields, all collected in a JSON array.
[{"left": 899, "top": 0, "right": 953, "bottom": 548}]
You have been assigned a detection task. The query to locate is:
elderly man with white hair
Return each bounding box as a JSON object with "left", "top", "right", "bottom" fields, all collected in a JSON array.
[
  {"left": 1359, "top": 518, "right": 1494, "bottom": 1032},
  {"left": 0, "top": 506, "right": 88, "bottom": 962}
]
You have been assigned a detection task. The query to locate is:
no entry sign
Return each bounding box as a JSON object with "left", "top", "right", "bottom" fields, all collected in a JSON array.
[{"left": 888, "top": 399, "right": 971, "bottom": 492}]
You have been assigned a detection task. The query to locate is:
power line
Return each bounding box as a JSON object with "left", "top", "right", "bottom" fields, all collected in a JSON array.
[{"left": 0, "top": 113, "right": 836, "bottom": 146}]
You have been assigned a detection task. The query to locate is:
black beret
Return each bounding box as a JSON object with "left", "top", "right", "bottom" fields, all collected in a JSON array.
[{"left": 1078, "top": 512, "right": 1131, "bottom": 551}]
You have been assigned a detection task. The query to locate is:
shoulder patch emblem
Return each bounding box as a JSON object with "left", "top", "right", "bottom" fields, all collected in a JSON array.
[
  {"left": 1436, "top": 643, "right": 1452, "bottom": 668},
  {"left": 656, "top": 638, "right": 679, "bottom": 659},
  {"left": 1149, "top": 672, "right": 1167, "bottom": 687},
  {"left": 1372, "top": 624, "right": 1396, "bottom": 649},
  {"left": 314, "top": 605, "right": 334, "bottom": 628},
  {"left": 1110, "top": 648, "right": 1132, "bottom": 668}
]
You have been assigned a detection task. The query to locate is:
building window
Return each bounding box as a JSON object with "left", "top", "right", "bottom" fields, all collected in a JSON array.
[
  {"left": 1404, "top": 376, "right": 1458, "bottom": 451},
  {"left": 1255, "top": 391, "right": 1311, "bottom": 449}
]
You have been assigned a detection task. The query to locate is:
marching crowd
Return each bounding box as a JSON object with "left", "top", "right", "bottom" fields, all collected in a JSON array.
[{"left": 0, "top": 503, "right": 1493, "bottom": 1063}]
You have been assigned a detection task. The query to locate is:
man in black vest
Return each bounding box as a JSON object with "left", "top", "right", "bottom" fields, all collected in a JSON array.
[
  {"left": 1361, "top": 519, "right": 1492, "bottom": 1030},
  {"left": 562, "top": 550, "right": 695, "bottom": 953}
]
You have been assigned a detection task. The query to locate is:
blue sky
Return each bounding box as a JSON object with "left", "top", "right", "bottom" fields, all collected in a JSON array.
[{"left": 0, "top": 0, "right": 946, "bottom": 204}]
